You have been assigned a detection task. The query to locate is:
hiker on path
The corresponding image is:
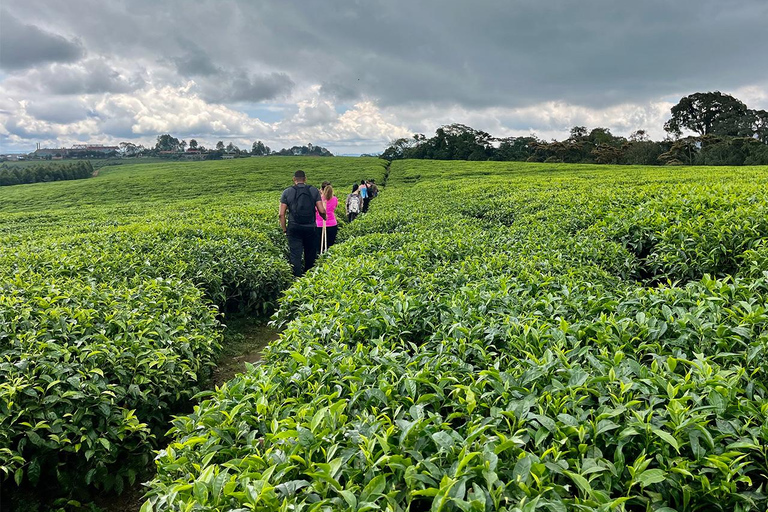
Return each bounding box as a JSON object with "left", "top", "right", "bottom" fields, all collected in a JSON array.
[
  {"left": 346, "top": 184, "right": 362, "bottom": 222},
  {"left": 367, "top": 179, "right": 379, "bottom": 200},
  {"left": 279, "top": 170, "right": 326, "bottom": 276},
  {"left": 316, "top": 181, "right": 338, "bottom": 253},
  {"left": 359, "top": 180, "right": 370, "bottom": 213}
]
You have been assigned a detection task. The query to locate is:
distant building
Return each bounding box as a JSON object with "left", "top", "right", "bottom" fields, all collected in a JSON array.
[
  {"left": 68, "top": 144, "right": 119, "bottom": 156},
  {"left": 34, "top": 148, "right": 68, "bottom": 158},
  {"left": 182, "top": 150, "right": 204, "bottom": 160}
]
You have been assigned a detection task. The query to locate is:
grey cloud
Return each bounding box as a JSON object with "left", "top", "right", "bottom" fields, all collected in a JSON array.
[
  {"left": 4, "top": 0, "right": 768, "bottom": 110},
  {"left": 173, "top": 50, "right": 220, "bottom": 77},
  {"left": 49, "top": 59, "right": 144, "bottom": 94},
  {"left": 320, "top": 82, "right": 361, "bottom": 102},
  {"left": 2, "top": 0, "right": 767, "bottom": 154},
  {"left": 0, "top": 11, "right": 85, "bottom": 70},
  {"left": 25, "top": 99, "right": 91, "bottom": 124},
  {"left": 196, "top": 71, "right": 294, "bottom": 103}
]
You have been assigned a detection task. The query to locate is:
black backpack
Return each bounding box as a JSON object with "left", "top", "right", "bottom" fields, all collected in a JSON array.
[{"left": 291, "top": 185, "right": 316, "bottom": 225}]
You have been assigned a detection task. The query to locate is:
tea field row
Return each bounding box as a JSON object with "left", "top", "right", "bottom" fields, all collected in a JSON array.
[
  {"left": 0, "top": 157, "right": 386, "bottom": 497},
  {"left": 144, "top": 160, "right": 768, "bottom": 511}
]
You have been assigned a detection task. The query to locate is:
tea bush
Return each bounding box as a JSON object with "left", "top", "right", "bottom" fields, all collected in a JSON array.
[
  {"left": 145, "top": 161, "right": 768, "bottom": 511},
  {"left": 0, "top": 157, "right": 385, "bottom": 495}
]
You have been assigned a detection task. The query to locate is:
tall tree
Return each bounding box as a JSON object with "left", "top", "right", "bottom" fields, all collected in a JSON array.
[
  {"left": 745, "top": 109, "right": 768, "bottom": 143},
  {"left": 189, "top": 139, "right": 198, "bottom": 150},
  {"left": 664, "top": 92, "right": 749, "bottom": 138},
  {"left": 251, "top": 141, "right": 270, "bottom": 155},
  {"left": 216, "top": 141, "right": 225, "bottom": 151},
  {"left": 155, "top": 134, "right": 181, "bottom": 152}
]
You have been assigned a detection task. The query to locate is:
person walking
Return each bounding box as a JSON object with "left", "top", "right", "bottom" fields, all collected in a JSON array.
[
  {"left": 279, "top": 170, "right": 326, "bottom": 276},
  {"left": 359, "top": 180, "right": 370, "bottom": 213},
  {"left": 367, "top": 179, "right": 379, "bottom": 200},
  {"left": 346, "top": 184, "right": 362, "bottom": 222},
  {"left": 316, "top": 181, "right": 338, "bottom": 253}
]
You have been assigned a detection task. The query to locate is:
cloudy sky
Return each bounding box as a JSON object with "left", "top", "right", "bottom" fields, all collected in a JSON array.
[{"left": 1, "top": 0, "right": 767, "bottom": 154}]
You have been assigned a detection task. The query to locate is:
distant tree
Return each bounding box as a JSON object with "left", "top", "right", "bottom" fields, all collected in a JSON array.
[
  {"left": 628, "top": 130, "right": 651, "bottom": 142},
  {"left": 189, "top": 139, "right": 198, "bottom": 150},
  {"left": 155, "top": 134, "right": 181, "bottom": 152},
  {"left": 592, "top": 143, "right": 624, "bottom": 164},
  {"left": 180, "top": 140, "right": 188, "bottom": 152},
  {"left": 225, "top": 142, "right": 238, "bottom": 153},
  {"left": 274, "top": 144, "right": 333, "bottom": 156},
  {"left": 492, "top": 136, "right": 539, "bottom": 161},
  {"left": 658, "top": 137, "right": 699, "bottom": 165},
  {"left": 119, "top": 141, "right": 138, "bottom": 156},
  {"left": 251, "top": 141, "right": 271, "bottom": 156},
  {"left": 745, "top": 109, "right": 768, "bottom": 143},
  {"left": 588, "top": 127, "right": 623, "bottom": 146},
  {"left": 569, "top": 126, "right": 588, "bottom": 140},
  {"left": 664, "top": 92, "right": 750, "bottom": 138},
  {"left": 381, "top": 137, "right": 416, "bottom": 160},
  {"left": 216, "top": 141, "right": 225, "bottom": 151},
  {"left": 622, "top": 139, "right": 665, "bottom": 165}
]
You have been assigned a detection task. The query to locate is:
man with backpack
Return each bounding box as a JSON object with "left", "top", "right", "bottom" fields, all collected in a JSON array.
[{"left": 279, "top": 170, "right": 326, "bottom": 276}]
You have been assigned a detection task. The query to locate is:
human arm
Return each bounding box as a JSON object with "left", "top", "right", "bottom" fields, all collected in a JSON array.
[
  {"left": 313, "top": 187, "right": 326, "bottom": 220},
  {"left": 279, "top": 203, "right": 288, "bottom": 233},
  {"left": 316, "top": 200, "right": 327, "bottom": 220}
]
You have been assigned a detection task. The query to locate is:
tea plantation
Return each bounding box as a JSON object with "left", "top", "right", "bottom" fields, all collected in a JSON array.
[
  {"left": 2, "top": 158, "right": 768, "bottom": 511},
  {"left": 144, "top": 161, "right": 768, "bottom": 511},
  {"left": 0, "top": 157, "right": 386, "bottom": 500}
]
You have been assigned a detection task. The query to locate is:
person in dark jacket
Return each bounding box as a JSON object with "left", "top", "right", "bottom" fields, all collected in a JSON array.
[{"left": 279, "top": 170, "right": 326, "bottom": 276}]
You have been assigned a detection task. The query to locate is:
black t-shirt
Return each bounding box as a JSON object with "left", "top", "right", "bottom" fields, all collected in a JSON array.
[{"left": 280, "top": 184, "right": 321, "bottom": 226}]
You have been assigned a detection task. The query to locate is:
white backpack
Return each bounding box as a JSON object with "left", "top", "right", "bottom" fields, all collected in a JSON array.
[{"left": 348, "top": 194, "right": 361, "bottom": 213}]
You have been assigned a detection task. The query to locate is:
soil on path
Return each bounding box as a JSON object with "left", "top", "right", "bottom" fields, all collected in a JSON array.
[{"left": 212, "top": 318, "right": 280, "bottom": 387}]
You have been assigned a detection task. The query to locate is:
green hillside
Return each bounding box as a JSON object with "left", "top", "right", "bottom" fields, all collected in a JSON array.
[
  {"left": 0, "top": 157, "right": 386, "bottom": 502},
  {"left": 3, "top": 159, "right": 768, "bottom": 511},
  {"left": 147, "top": 160, "right": 768, "bottom": 512}
]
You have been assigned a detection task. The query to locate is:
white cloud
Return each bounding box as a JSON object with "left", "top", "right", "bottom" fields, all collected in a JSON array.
[
  {"left": 384, "top": 99, "right": 678, "bottom": 142},
  {"left": 0, "top": 83, "right": 413, "bottom": 153}
]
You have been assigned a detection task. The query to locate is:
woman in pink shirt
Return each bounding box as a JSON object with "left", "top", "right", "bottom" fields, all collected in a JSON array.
[{"left": 316, "top": 181, "right": 338, "bottom": 253}]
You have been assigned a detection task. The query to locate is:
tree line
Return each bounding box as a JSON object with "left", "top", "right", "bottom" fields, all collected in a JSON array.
[
  {"left": 381, "top": 92, "right": 768, "bottom": 166},
  {"left": 0, "top": 161, "right": 94, "bottom": 187},
  {"left": 117, "top": 136, "right": 333, "bottom": 158}
]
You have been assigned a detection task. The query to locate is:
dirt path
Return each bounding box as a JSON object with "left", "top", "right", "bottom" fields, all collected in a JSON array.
[{"left": 211, "top": 318, "right": 280, "bottom": 387}]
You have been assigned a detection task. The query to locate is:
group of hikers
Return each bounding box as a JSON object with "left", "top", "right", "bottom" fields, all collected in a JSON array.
[{"left": 279, "top": 170, "right": 379, "bottom": 276}]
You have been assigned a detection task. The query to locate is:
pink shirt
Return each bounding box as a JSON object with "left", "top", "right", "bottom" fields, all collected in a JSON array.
[{"left": 316, "top": 196, "right": 338, "bottom": 227}]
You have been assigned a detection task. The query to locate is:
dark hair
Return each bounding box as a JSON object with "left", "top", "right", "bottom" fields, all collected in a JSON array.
[
  {"left": 294, "top": 170, "right": 306, "bottom": 178},
  {"left": 352, "top": 184, "right": 359, "bottom": 192},
  {"left": 360, "top": 180, "right": 366, "bottom": 185},
  {"left": 321, "top": 181, "right": 331, "bottom": 188}
]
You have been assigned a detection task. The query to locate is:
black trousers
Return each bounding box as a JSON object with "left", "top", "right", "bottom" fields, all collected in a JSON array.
[
  {"left": 316, "top": 225, "right": 338, "bottom": 253},
  {"left": 362, "top": 197, "right": 371, "bottom": 213},
  {"left": 347, "top": 212, "right": 358, "bottom": 222},
  {"left": 287, "top": 224, "right": 317, "bottom": 276}
]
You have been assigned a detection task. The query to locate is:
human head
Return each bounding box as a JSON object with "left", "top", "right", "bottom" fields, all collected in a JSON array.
[
  {"left": 322, "top": 183, "right": 333, "bottom": 200},
  {"left": 293, "top": 170, "right": 306, "bottom": 184},
  {"left": 352, "top": 184, "right": 359, "bottom": 192},
  {"left": 360, "top": 180, "right": 366, "bottom": 185}
]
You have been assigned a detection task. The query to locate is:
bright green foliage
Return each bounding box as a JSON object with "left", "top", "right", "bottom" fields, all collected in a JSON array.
[
  {"left": 145, "top": 161, "right": 768, "bottom": 511},
  {"left": 0, "top": 157, "right": 386, "bottom": 493}
]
